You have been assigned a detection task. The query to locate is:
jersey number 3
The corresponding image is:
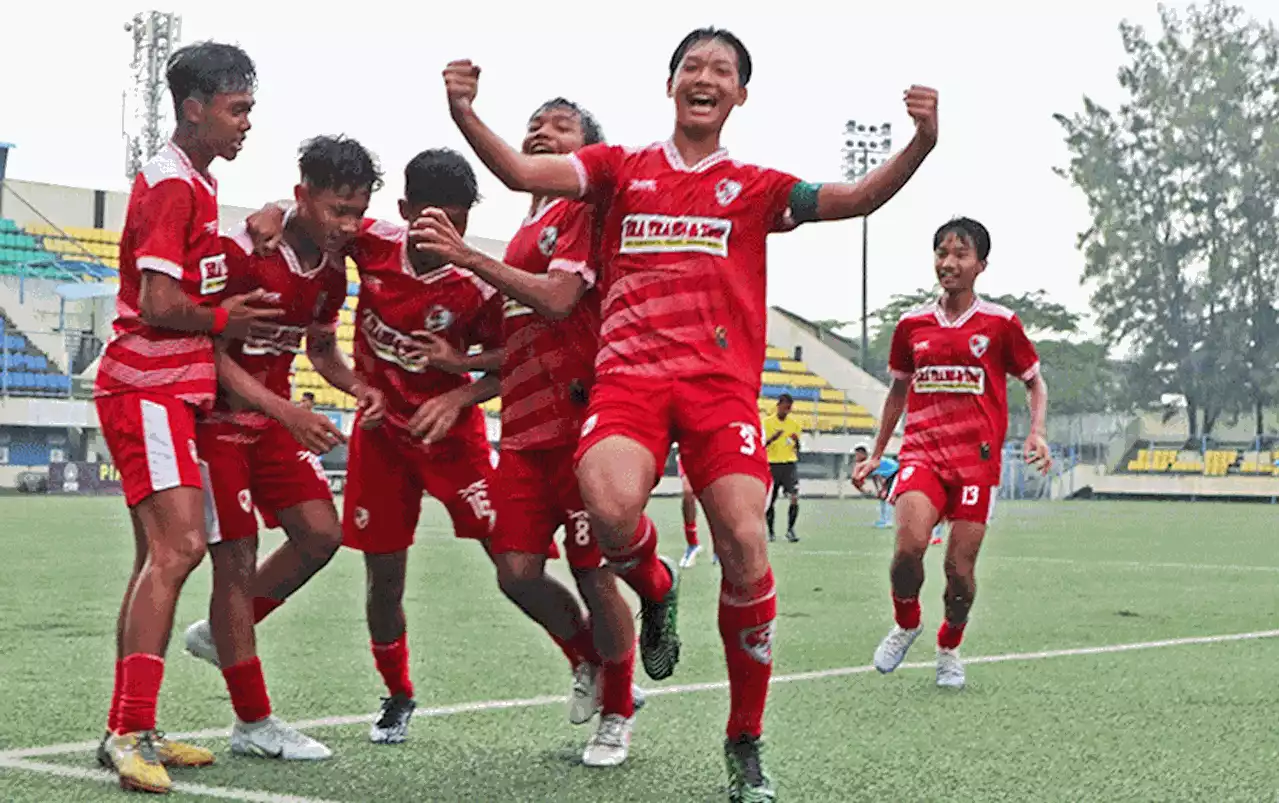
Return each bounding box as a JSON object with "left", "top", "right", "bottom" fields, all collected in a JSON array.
[{"left": 736, "top": 424, "right": 758, "bottom": 456}]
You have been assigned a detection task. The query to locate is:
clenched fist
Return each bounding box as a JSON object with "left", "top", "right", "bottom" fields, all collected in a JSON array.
[
  {"left": 903, "top": 85, "right": 939, "bottom": 147},
  {"left": 443, "top": 60, "right": 481, "bottom": 116}
]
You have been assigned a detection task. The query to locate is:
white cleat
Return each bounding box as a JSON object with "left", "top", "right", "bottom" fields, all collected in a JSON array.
[
  {"left": 581, "top": 714, "right": 633, "bottom": 767},
  {"left": 679, "top": 544, "right": 701, "bottom": 569},
  {"left": 936, "top": 648, "right": 966, "bottom": 689},
  {"left": 873, "top": 625, "right": 923, "bottom": 674},
  {"left": 184, "top": 620, "right": 220, "bottom": 668},
  {"left": 568, "top": 663, "right": 599, "bottom": 725},
  {"left": 231, "top": 716, "right": 332, "bottom": 760}
]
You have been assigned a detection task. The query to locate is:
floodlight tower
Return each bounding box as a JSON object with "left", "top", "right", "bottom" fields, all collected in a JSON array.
[
  {"left": 123, "top": 11, "right": 182, "bottom": 180},
  {"left": 841, "top": 119, "right": 893, "bottom": 372}
]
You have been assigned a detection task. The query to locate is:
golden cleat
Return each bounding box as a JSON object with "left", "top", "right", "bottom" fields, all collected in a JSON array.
[
  {"left": 106, "top": 731, "right": 172, "bottom": 794},
  {"left": 153, "top": 732, "right": 215, "bottom": 767}
]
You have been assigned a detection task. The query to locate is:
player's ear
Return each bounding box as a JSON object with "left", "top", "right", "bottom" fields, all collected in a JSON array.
[
  {"left": 977, "top": 259, "right": 987, "bottom": 277},
  {"left": 734, "top": 85, "right": 748, "bottom": 108},
  {"left": 180, "top": 96, "right": 204, "bottom": 127},
  {"left": 666, "top": 76, "right": 674, "bottom": 99},
  {"left": 397, "top": 198, "right": 409, "bottom": 222},
  {"left": 293, "top": 183, "right": 307, "bottom": 207}
]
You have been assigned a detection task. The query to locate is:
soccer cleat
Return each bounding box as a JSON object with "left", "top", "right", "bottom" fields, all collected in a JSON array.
[
  {"left": 568, "top": 663, "right": 599, "bottom": 725},
  {"left": 581, "top": 714, "right": 634, "bottom": 768},
  {"left": 873, "top": 624, "right": 923, "bottom": 674},
  {"left": 639, "top": 556, "right": 682, "bottom": 681},
  {"left": 183, "top": 620, "right": 220, "bottom": 669},
  {"left": 98, "top": 729, "right": 216, "bottom": 770},
  {"left": 370, "top": 694, "right": 416, "bottom": 744},
  {"left": 104, "top": 731, "right": 171, "bottom": 794},
  {"left": 724, "top": 735, "right": 777, "bottom": 802},
  {"left": 231, "top": 716, "right": 332, "bottom": 760},
  {"left": 785, "top": 529, "right": 799, "bottom": 543},
  {"left": 679, "top": 543, "right": 702, "bottom": 568},
  {"left": 936, "top": 647, "right": 966, "bottom": 689}
]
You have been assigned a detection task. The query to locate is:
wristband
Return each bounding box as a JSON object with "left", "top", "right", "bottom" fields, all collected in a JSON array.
[{"left": 211, "top": 307, "right": 230, "bottom": 336}]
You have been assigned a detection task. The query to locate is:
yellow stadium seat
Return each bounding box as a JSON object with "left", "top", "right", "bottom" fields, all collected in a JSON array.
[
  {"left": 760, "top": 371, "right": 825, "bottom": 388},
  {"left": 773, "top": 359, "right": 807, "bottom": 373},
  {"left": 765, "top": 346, "right": 788, "bottom": 360}
]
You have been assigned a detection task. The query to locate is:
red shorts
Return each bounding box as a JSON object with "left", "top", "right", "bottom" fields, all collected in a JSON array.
[
  {"left": 96, "top": 393, "right": 203, "bottom": 507},
  {"left": 574, "top": 374, "right": 769, "bottom": 495},
  {"left": 889, "top": 464, "right": 998, "bottom": 524},
  {"left": 196, "top": 419, "right": 333, "bottom": 544},
  {"left": 342, "top": 409, "right": 497, "bottom": 554},
  {"left": 490, "top": 445, "right": 603, "bottom": 571}
]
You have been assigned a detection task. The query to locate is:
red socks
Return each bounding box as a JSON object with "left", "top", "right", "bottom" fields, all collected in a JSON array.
[
  {"left": 938, "top": 620, "right": 967, "bottom": 650},
  {"left": 684, "top": 521, "right": 699, "bottom": 547},
  {"left": 551, "top": 625, "right": 600, "bottom": 669},
  {"left": 106, "top": 659, "right": 124, "bottom": 733},
  {"left": 892, "top": 595, "right": 921, "bottom": 630},
  {"left": 253, "top": 596, "right": 284, "bottom": 624},
  {"left": 609, "top": 515, "right": 673, "bottom": 604},
  {"left": 719, "top": 568, "right": 777, "bottom": 740},
  {"left": 598, "top": 645, "right": 637, "bottom": 719},
  {"left": 371, "top": 634, "right": 414, "bottom": 698},
  {"left": 117, "top": 653, "right": 165, "bottom": 735},
  {"left": 223, "top": 657, "right": 272, "bottom": 723}
]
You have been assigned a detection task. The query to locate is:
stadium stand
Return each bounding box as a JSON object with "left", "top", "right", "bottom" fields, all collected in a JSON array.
[
  {"left": 21, "top": 222, "right": 121, "bottom": 277},
  {"left": 1123, "top": 442, "right": 1278, "bottom": 477},
  {"left": 0, "top": 309, "right": 71, "bottom": 395}
]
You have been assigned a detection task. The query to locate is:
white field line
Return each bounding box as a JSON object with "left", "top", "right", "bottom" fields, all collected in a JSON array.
[
  {"left": 1, "top": 629, "right": 1274, "bottom": 765},
  {"left": 791, "top": 549, "right": 1278, "bottom": 573},
  {"left": 0, "top": 756, "right": 346, "bottom": 803}
]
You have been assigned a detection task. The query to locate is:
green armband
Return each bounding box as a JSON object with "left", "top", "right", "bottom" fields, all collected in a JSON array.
[{"left": 788, "top": 182, "right": 822, "bottom": 224}]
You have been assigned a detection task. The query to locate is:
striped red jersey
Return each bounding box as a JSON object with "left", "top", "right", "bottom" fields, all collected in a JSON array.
[
  {"left": 206, "top": 221, "right": 347, "bottom": 428},
  {"left": 889, "top": 298, "right": 1041, "bottom": 486},
  {"left": 348, "top": 219, "right": 502, "bottom": 435},
  {"left": 95, "top": 142, "right": 226, "bottom": 407},
  {"left": 498, "top": 199, "right": 601, "bottom": 451},
  {"left": 568, "top": 140, "right": 800, "bottom": 394}
]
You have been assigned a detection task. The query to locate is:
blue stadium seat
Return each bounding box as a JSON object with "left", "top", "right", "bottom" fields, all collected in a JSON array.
[
  {"left": 763, "top": 359, "right": 781, "bottom": 371},
  {"left": 347, "top": 281, "right": 360, "bottom": 296},
  {"left": 760, "top": 384, "right": 820, "bottom": 401}
]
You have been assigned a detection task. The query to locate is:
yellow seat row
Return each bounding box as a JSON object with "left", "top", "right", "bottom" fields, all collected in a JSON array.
[
  {"left": 761, "top": 370, "right": 825, "bottom": 388},
  {"left": 1127, "top": 449, "right": 1178, "bottom": 472},
  {"left": 755, "top": 398, "right": 870, "bottom": 418},
  {"left": 765, "top": 346, "right": 788, "bottom": 360}
]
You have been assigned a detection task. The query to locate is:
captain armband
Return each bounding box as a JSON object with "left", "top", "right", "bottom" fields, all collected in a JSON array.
[{"left": 787, "top": 182, "right": 823, "bottom": 224}]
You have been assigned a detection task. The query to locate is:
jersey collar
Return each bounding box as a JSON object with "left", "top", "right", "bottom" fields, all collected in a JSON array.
[
  {"left": 167, "top": 140, "right": 216, "bottom": 196},
  {"left": 662, "top": 138, "right": 730, "bottom": 173},
  {"left": 933, "top": 294, "right": 982, "bottom": 328},
  {"left": 524, "top": 197, "right": 563, "bottom": 225},
  {"left": 397, "top": 232, "right": 455, "bottom": 284},
  {"left": 279, "top": 207, "right": 335, "bottom": 279}
]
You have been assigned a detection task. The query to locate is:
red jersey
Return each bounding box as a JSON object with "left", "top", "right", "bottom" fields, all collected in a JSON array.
[
  {"left": 206, "top": 220, "right": 347, "bottom": 428},
  {"left": 499, "top": 199, "right": 601, "bottom": 451},
  {"left": 569, "top": 140, "right": 800, "bottom": 393},
  {"left": 889, "top": 298, "right": 1041, "bottom": 486},
  {"left": 95, "top": 142, "right": 226, "bottom": 407},
  {"left": 349, "top": 219, "right": 502, "bottom": 435}
]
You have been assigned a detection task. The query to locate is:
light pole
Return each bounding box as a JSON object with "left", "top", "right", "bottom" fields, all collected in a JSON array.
[{"left": 842, "top": 120, "right": 893, "bottom": 372}]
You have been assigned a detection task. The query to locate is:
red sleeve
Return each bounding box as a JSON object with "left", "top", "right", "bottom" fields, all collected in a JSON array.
[
  {"left": 547, "top": 202, "right": 599, "bottom": 287},
  {"left": 1004, "top": 315, "right": 1040, "bottom": 381},
  {"left": 887, "top": 319, "right": 914, "bottom": 380},
  {"left": 215, "top": 234, "right": 255, "bottom": 303},
  {"left": 134, "top": 180, "right": 195, "bottom": 280},
  {"left": 469, "top": 292, "right": 504, "bottom": 352},
  {"left": 568, "top": 144, "right": 624, "bottom": 204},
  {"left": 315, "top": 268, "right": 347, "bottom": 330},
  {"left": 763, "top": 168, "right": 802, "bottom": 231}
]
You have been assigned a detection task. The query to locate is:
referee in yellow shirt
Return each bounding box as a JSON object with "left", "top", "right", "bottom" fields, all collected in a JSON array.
[{"left": 763, "top": 393, "right": 803, "bottom": 542}]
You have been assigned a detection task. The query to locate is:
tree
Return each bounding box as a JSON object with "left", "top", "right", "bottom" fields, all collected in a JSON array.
[{"left": 1055, "top": 1, "right": 1279, "bottom": 437}]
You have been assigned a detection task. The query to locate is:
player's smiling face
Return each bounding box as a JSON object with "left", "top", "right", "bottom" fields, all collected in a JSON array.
[
  {"left": 668, "top": 39, "right": 747, "bottom": 135},
  {"left": 298, "top": 184, "right": 371, "bottom": 254},
  {"left": 934, "top": 232, "right": 986, "bottom": 293},
  {"left": 522, "top": 107, "right": 586, "bottom": 156},
  {"left": 191, "top": 91, "right": 254, "bottom": 161}
]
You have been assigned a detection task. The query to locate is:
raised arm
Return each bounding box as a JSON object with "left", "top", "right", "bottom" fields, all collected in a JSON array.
[{"left": 444, "top": 60, "right": 582, "bottom": 197}]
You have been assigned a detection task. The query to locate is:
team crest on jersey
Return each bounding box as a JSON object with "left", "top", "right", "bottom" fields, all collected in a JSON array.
[
  {"left": 715, "top": 178, "right": 743, "bottom": 207},
  {"left": 237, "top": 489, "right": 253, "bottom": 513},
  {"left": 353, "top": 507, "right": 370, "bottom": 529},
  {"left": 424, "top": 305, "right": 454, "bottom": 333},
  {"left": 739, "top": 621, "right": 776, "bottom": 665},
  {"left": 538, "top": 226, "right": 559, "bottom": 257},
  {"left": 969, "top": 334, "right": 990, "bottom": 358},
  {"left": 581, "top": 413, "right": 599, "bottom": 438}
]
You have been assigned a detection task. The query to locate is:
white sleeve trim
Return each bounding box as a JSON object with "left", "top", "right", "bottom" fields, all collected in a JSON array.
[
  {"left": 137, "top": 256, "right": 183, "bottom": 280},
  {"left": 548, "top": 258, "right": 598, "bottom": 288},
  {"left": 889, "top": 368, "right": 912, "bottom": 381},
  {"left": 567, "top": 153, "right": 589, "bottom": 199},
  {"left": 1019, "top": 361, "right": 1041, "bottom": 382}
]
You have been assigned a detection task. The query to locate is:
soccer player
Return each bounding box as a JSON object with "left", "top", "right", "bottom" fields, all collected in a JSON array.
[
  {"left": 676, "top": 448, "right": 703, "bottom": 568},
  {"left": 408, "top": 98, "right": 649, "bottom": 766},
  {"left": 854, "top": 217, "right": 1050, "bottom": 690},
  {"left": 442, "top": 26, "right": 938, "bottom": 799},
  {"left": 299, "top": 391, "right": 316, "bottom": 410},
  {"left": 91, "top": 41, "right": 283, "bottom": 794},
  {"left": 763, "top": 394, "right": 802, "bottom": 543},
  {"left": 179, "top": 136, "right": 388, "bottom": 760},
  {"left": 852, "top": 445, "right": 898, "bottom": 528}
]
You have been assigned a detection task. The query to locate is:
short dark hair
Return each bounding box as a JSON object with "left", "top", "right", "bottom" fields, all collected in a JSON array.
[
  {"left": 404, "top": 148, "right": 479, "bottom": 208},
  {"left": 669, "top": 27, "right": 752, "bottom": 86},
  {"left": 777, "top": 393, "right": 794, "bottom": 404},
  {"left": 531, "top": 98, "right": 605, "bottom": 146},
  {"left": 298, "top": 135, "right": 384, "bottom": 195},
  {"left": 854, "top": 446, "right": 868, "bottom": 455},
  {"left": 933, "top": 217, "right": 991, "bottom": 261},
  {"left": 166, "top": 41, "right": 256, "bottom": 117},
  {"left": 301, "top": 391, "right": 315, "bottom": 400}
]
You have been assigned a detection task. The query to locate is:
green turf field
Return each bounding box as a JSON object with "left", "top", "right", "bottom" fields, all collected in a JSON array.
[{"left": 0, "top": 496, "right": 1275, "bottom": 802}]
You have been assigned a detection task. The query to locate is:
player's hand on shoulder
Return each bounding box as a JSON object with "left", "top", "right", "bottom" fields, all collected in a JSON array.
[
  {"left": 219, "top": 288, "right": 283, "bottom": 340},
  {"left": 284, "top": 407, "right": 346, "bottom": 455},
  {"left": 443, "top": 59, "right": 480, "bottom": 114},
  {"left": 903, "top": 85, "right": 938, "bottom": 148},
  {"left": 1023, "top": 433, "right": 1052, "bottom": 475},
  {"left": 247, "top": 203, "right": 287, "bottom": 255},
  {"left": 409, "top": 395, "right": 462, "bottom": 445},
  {"left": 410, "top": 209, "right": 471, "bottom": 267},
  {"left": 353, "top": 383, "right": 386, "bottom": 430}
]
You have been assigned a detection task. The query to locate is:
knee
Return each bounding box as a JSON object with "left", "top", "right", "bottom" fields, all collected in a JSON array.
[
  {"left": 494, "top": 558, "right": 541, "bottom": 601},
  {"left": 303, "top": 525, "right": 343, "bottom": 564},
  {"left": 581, "top": 488, "right": 643, "bottom": 541},
  {"left": 149, "top": 530, "right": 207, "bottom": 580},
  {"left": 717, "top": 526, "right": 770, "bottom": 588}
]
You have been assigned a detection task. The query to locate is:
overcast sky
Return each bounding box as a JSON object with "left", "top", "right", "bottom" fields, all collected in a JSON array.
[{"left": 3, "top": 0, "right": 1275, "bottom": 338}]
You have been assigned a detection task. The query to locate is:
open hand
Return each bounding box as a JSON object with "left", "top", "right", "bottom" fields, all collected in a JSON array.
[
  {"left": 410, "top": 209, "right": 472, "bottom": 267},
  {"left": 219, "top": 288, "right": 283, "bottom": 340}
]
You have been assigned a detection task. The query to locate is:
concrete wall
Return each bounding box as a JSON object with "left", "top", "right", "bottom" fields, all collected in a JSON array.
[{"left": 2, "top": 179, "right": 258, "bottom": 232}]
